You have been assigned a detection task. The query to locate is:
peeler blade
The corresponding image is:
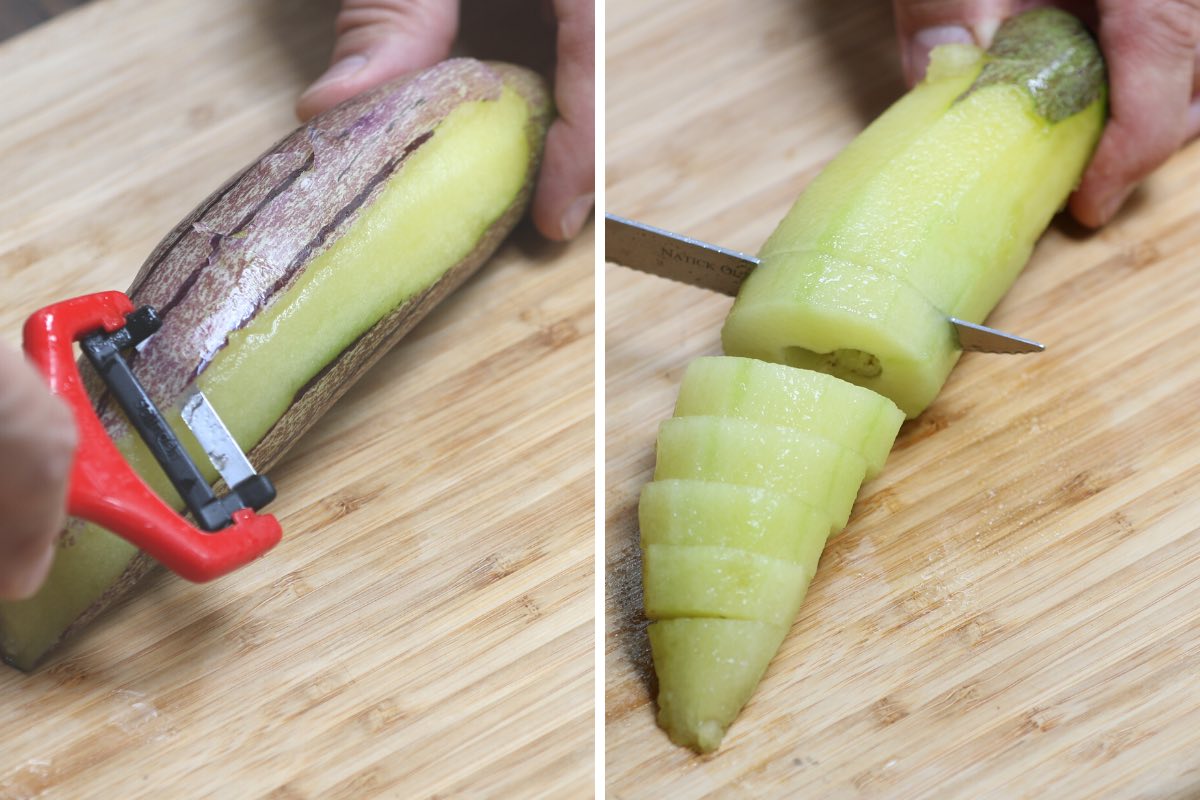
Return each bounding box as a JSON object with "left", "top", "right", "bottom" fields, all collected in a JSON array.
[{"left": 180, "top": 389, "right": 257, "bottom": 490}]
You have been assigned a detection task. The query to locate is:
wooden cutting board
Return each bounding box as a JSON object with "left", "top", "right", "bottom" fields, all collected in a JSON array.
[
  {"left": 606, "top": 2, "right": 1200, "bottom": 797},
  {"left": 0, "top": 1, "right": 593, "bottom": 797}
]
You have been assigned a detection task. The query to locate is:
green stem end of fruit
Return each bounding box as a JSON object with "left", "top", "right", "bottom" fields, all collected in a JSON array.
[{"left": 965, "top": 8, "right": 1106, "bottom": 123}]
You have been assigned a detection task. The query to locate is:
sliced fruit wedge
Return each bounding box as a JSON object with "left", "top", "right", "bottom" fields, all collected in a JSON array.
[
  {"left": 672, "top": 357, "right": 904, "bottom": 478},
  {"left": 649, "top": 618, "right": 789, "bottom": 754},
  {"left": 720, "top": 253, "right": 958, "bottom": 417},
  {"left": 640, "top": 479, "right": 830, "bottom": 564},
  {"left": 653, "top": 416, "right": 867, "bottom": 532},
  {"left": 642, "top": 545, "right": 813, "bottom": 627}
]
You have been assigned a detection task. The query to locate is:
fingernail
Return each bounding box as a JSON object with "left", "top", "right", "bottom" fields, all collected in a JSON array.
[
  {"left": 559, "top": 194, "right": 594, "bottom": 240},
  {"left": 908, "top": 25, "right": 973, "bottom": 83},
  {"left": 304, "top": 54, "right": 368, "bottom": 95},
  {"left": 973, "top": 18, "right": 1001, "bottom": 49}
]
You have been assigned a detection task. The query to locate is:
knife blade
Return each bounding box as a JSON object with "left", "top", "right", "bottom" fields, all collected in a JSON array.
[{"left": 604, "top": 213, "right": 1044, "bottom": 355}]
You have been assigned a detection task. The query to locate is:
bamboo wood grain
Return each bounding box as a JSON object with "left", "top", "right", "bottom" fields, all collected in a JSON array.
[
  {"left": 605, "top": 2, "right": 1200, "bottom": 797},
  {"left": 0, "top": 0, "right": 91, "bottom": 43},
  {"left": 0, "top": 0, "right": 593, "bottom": 797}
]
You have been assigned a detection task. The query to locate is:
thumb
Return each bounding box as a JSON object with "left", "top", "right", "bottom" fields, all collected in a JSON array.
[
  {"left": 893, "top": 0, "right": 1025, "bottom": 84},
  {"left": 297, "top": 0, "right": 460, "bottom": 121},
  {"left": 1068, "top": 0, "right": 1200, "bottom": 226},
  {"left": 0, "top": 346, "right": 75, "bottom": 601},
  {"left": 532, "top": 0, "right": 595, "bottom": 241}
]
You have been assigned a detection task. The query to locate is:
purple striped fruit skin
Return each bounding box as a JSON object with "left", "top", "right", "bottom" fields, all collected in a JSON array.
[
  {"left": 39, "top": 59, "right": 550, "bottom": 668},
  {"left": 96, "top": 58, "right": 547, "bottom": 433}
]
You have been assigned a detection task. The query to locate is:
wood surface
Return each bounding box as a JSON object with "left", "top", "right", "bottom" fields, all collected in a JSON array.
[
  {"left": 605, "top": 2, "right": 1200, "bottom": 797},
  {"left": 0, "top": 1, "right": 593, "bottom": 797},
  {"left": 0, "top": 0, "right": 91, "bottom": 43}
]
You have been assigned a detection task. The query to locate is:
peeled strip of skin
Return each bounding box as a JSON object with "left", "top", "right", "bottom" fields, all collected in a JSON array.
[{"left": 0, "top": 59, "right": 551, "bottom": 671}]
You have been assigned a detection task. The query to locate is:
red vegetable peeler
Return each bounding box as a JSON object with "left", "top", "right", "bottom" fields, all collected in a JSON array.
[{"left": 22, "top": 291, "right": 282, "bottom": 582}]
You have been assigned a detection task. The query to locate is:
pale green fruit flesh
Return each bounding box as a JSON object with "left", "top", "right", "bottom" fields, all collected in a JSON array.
[
  {"left": 639, "top": 480, "right": 830, "bottom": 565},
  {"left": 721, "top": 252, "right": 959, "bottom": 417},
  {"left": 723, "top": 31, "right": 1105, "bottom": 417},
  {"left": 672, "top": 356, "right": 904, "bottom": 478},
  {"left": 648, "top": 10, "right": 1108, "bottom": 753},
  {"left": 643, "top": 361, "right": 902, "bottom": 752},
  {"left": 649, "top": 618, "right": 788, "bottom": 753},
  {"left": 201, "top": 87, "right": 533, "bottom": 446},
  {"left": 653, "top": 416, "right": 866, "bottom": 532},
  {"left": 0, "top": 87, "right": 533, "bottom": 670},
  {"left": 753, "top": 43, "right": 985, "bottom": 252},
  {"left": 642, "top": 545, "right": 813, "bottom": 627}
]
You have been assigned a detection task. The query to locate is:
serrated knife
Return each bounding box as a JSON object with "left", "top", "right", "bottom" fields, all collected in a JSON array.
[{"left": 604, "top": 213, "right": 1044, "bottom": 355}]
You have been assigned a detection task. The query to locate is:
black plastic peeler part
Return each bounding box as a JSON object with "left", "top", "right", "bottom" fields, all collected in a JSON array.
[{"left": 79, "top": 306, "right": 275, "bottom": 532}]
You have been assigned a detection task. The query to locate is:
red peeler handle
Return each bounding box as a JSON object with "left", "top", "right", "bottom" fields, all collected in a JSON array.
[{"left": 22, "top": 291, "right": 281, "bottom": 582}]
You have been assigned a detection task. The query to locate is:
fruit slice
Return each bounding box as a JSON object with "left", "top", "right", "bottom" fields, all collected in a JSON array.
[
  {"left": 639, "top": 479, "right": 830, "bottom": 565},
  {"left": 653, "top": 416, "right": 867, "bottom": 531},
  {"left": 722, "top": 9, "right": 1106, "bottom": 417},
  {"left": 649, "top": 618, "right": 788, "bottom": 753},
  {"left": 642, "top": 545, "right": 813, "bottom": 627},
  {"left": 672, "top": 356, "right": 904, "bottom": 478},
  {"left": 719, "top": 254, "right": 959, "bottom": 416}
]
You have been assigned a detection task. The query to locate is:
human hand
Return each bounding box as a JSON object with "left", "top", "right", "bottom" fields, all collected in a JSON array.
[
  {"left": 296, "top": 0, "right": 595, "bottom": 242},
  {"left": 0, "top": 344, "right": 76, "bottom": 601},
  {"left": 892, "top": 0, "right": 1200, "bottom": 227}
]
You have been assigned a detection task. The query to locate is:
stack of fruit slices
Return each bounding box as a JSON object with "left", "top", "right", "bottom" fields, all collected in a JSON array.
[
  {"left": 640, "top": 357, "right": 904, "bottom": 752},
  {"left": 638, "top": 8, "right": 1108, "bottom": 753}
]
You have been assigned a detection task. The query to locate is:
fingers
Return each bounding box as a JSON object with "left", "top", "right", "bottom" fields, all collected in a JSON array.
[
  {"left": 892, "top": 0, "right": 1028, "bottom": 84},
  {"left": 297, "top": 0, "right": 460, "bottom": 121},
  {"left": 299, "top": 0, "right": 594, "bottom": 241},
  {"left": 1069, "top": 0, "right": 1200, "bottom": 227},
  {"left": 1185, "top": 40, "right": 1199, "bottom": 143},
  {"left": 0, "top": 346, "right": 76, "bottom": 601},
  {"left": 532, "top": 0, "right": 595, "bottom": 241}
]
